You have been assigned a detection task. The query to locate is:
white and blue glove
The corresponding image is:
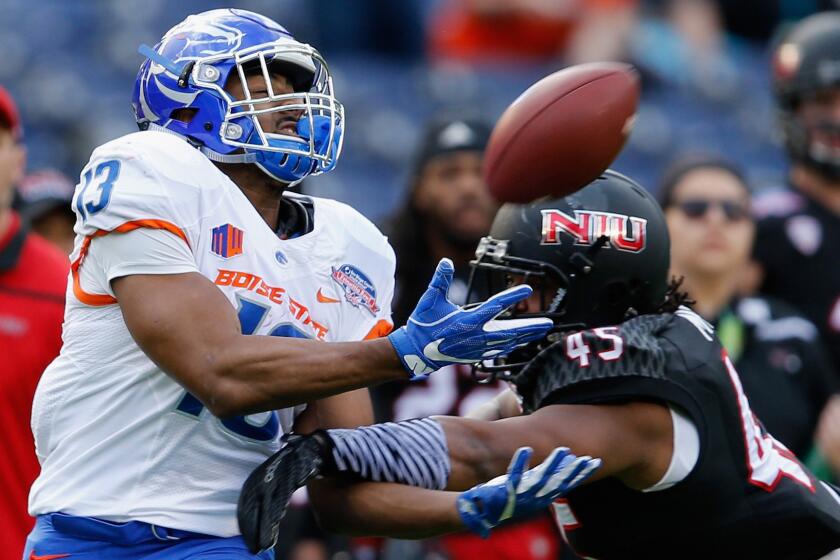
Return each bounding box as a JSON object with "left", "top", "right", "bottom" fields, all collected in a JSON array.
[
  {"left": 456, "top": 447, "right": 601, "bottom": 538},
  {"left": 388, "top": 258, "right": 554, "bottom": 379}
]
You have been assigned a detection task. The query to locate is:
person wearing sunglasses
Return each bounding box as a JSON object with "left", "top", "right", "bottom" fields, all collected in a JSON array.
[{"left": 659, "top": 155, "right": 838, "bottom": 464}]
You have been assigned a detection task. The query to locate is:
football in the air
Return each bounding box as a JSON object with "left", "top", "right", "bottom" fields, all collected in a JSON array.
[{"left": 484, "top": 62, "right": 640, "bottom": 203}]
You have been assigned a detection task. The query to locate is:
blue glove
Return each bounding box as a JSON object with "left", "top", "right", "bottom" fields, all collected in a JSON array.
[
  {"left": 388, "top": 258, "right": 554, "bottom": 379},
  {"left": 456, "top": 447, "right": 601, "bottom": 539}
]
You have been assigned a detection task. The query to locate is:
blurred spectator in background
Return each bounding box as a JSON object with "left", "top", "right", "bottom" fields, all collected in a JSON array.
[
  {"left": 753, "top": 12, "right": 840, "bottom": 373},
  {"left": 754, "top": 11, "right": 840, "bottom": 484},
  {"left": 630, "top": 0, "right": 742, "bottom": 100},
  {"left": 428, "top": 0, "right": 637, "bottom": 64},
  {"left": 386, "top": 117, "right": 497, "bottom": 327},
  {"left": 659, "top": 155, "right": 837, "bottom": 461},
  {"left": 0, "top": 0, "right": 791, "bottom": 219},
  {"left": 17, "top": 169, "right": 75, "bottom": 256},
  {"left": 371, "top": 117, "right": 560, "bottom": 560},
  {"left": 0, "top": 85, "right": 68, "bottom": 558}
]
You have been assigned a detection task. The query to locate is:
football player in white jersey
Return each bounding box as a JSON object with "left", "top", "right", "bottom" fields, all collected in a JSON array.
[{"left": 22, "top": 9, "right": 598, "bottom": 560}]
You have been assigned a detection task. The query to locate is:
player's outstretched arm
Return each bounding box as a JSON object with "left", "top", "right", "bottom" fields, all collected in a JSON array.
[
  {"left": 437, "top": 402, "right": 672, "bottom": 491},
  {"left": 240, "top": 402, "right": 673, "bottom": 512},
  {"left": 309, "top": 447, "right": 599, "bottom": 540},
  {"left": 311, "top": 479, "right": 465, "bottom": 539},
  {"left": 245, "top": 446, "right": 598, "bottom": 549},
  {"left": 238, "top": 400, "right": 670, "bottom": 549},
  {"left": 113, "top": 271, "right": 401, "bottom": 416},
  {"left": 296, "top": 386, "right": 466, "bottom": 540},
  {"left": 112, "top": 259, "right": 551, "bottom": 416},
  {"left": 314, "top": 402, "right": 671, "bottom": 493}
]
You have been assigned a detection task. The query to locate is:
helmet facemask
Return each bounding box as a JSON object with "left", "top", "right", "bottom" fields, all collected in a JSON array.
[
  {"left": 465, "top": 234, "right": 608, "bottom": 382},
  {"left": 195, "top": 40, "right": 344, "bottom": 185}
]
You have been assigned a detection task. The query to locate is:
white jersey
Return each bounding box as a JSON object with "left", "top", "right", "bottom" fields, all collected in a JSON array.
[{"left": 29, "top": 130, "right": 395, "bottom": 536}]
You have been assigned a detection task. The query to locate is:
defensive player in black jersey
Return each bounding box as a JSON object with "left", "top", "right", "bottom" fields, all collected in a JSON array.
[
  {"left": 753, "top": 12, "right": 840, "bottom": 372},
  {"left": 241, "top": 171, "right": 840, "bottom": 559}
]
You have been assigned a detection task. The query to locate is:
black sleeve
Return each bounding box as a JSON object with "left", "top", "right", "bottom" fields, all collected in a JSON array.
[{"left": 513, "top": 314, "right": 693, "bottom": 411}]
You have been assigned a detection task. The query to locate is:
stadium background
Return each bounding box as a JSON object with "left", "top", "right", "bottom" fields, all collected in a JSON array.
[
  {"left": 3, "top": 1, "right": 835, "bottom": 559},
  {"left": 0, "top": 0, "right": 798, "bottom": 222}
]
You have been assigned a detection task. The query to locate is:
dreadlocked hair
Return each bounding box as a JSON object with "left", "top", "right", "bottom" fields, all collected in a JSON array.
[{"left": 657, "top": 276, "right": 695, "bottom": 314}]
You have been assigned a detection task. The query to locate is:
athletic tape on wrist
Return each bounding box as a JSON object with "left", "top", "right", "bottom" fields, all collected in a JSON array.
[{"left": 326, "top": 417, "right": 450, "bottom": 490}]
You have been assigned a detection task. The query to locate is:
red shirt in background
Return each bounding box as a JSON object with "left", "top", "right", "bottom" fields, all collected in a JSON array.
[
  {"left": 0, "top": 212, "right": 68, "bottom": 558},
  {"left": 429, "top": 0, "right": 635, "bottom": 62}
]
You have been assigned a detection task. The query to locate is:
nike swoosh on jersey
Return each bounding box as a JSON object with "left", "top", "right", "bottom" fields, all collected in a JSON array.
[
  {"left": 30, "top": 552, "right": 71, "bottom": 560},
  {"left": 316, "top": 288, "right": 340, "bottom": 304}
]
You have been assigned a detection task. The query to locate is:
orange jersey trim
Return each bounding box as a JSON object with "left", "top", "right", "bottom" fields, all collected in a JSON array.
[
  {"left": 71, "top": 219, "right": 190, "bottom": 306},
  {"left": 364, "top": 319, "right": 393, "bottom": 340}
]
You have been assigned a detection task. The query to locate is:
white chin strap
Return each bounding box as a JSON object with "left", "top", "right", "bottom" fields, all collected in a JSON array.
[
  {"left": 145, "top": 122, "right": 257, "bottom": 164},
  {"left": 199, "top": 147, "right": 257, "bottom": 164}
]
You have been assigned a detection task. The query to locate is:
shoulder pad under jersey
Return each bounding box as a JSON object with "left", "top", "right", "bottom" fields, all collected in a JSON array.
[
  {"left": 72, "top": 130, "right": 220, "bottom": 242},
  {"left": 513, "top": 313, "right": 674, "bottom": 412}
]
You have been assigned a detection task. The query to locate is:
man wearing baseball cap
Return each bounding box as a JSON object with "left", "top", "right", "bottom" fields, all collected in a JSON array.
[
  {"left": 0, "top": 84, "right": 69, "bottom": 558},
  {"left": 367, "top": 117, "right": 562, "bottom": 560},
  {"left": 18, "top": 169, "right": 76, "bottom": 255},
  {"left": 390, "top": 117, "right": 498, "bottom": 324}
]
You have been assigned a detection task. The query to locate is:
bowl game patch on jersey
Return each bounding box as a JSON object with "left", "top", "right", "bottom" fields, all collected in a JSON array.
[{"left": 331, "top": 264, "right": 379, "bottom": 315}]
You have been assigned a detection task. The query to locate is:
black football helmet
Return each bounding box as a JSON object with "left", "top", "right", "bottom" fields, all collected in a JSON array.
[
  {"left": 773, "top": 12, "right": 840, "bottom": 179},
  {"left": 466, "top": 170, "right": 670, "bottom": 376}
]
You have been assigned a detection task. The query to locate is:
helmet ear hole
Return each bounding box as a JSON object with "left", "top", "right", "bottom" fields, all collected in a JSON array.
[
  {"left": 589, "top": 278, "right": 647, "bottom": 325},
  {"left": 596, "top": 281, "right": 633, "bottom": 317},
  {"left": 602, "top": 281, "right": 629, "bottom": 307},
  {"left": 170, "top": 108, "right": 198, "bottom": 124}
]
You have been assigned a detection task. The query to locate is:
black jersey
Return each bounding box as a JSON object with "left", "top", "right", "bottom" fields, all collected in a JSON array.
[
  {"left": 719, "top": 296, "right": 838, "bottom": 458},
  {"left": 754, "top": 189, "right": 840, "bottom": 371},
  {"left": 512, "top": 308, "right": 840, "bottom": 559}
]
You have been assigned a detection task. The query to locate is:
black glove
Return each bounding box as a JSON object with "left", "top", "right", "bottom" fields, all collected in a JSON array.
[{"left": 237, "top": 432, "right": 334, "bottom": 553}]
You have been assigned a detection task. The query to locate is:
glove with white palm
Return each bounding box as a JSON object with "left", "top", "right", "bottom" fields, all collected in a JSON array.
[
  {"left": 388, "top": 258, "right": 553, "bottom": 379},
  {"left": 457, "top": 446, "right": 601, "bottom": 538}
]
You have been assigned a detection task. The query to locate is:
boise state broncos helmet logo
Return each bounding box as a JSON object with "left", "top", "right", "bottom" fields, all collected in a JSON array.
[{"left": 159, "top": 16, "right": 244, "bottom": 62}]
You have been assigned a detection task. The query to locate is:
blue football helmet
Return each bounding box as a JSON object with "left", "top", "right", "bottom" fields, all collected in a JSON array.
[{"left": 132, "top": 9, "right": 344, "bottom": 185}]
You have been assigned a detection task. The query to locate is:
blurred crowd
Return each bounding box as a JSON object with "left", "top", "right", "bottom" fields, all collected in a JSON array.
[
  {"left": 5, "top": 0, "right": 832, "bottom": 222},
  {"left": 3, "top": 1, "right": 840, "bottom": 559}
]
